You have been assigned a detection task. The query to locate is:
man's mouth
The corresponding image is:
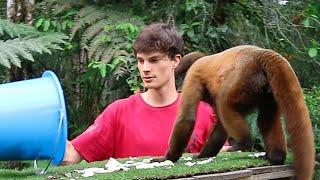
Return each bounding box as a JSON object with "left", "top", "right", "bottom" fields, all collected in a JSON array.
[{"left": 143, "top": 76, "right": 155, "bottom": 82}]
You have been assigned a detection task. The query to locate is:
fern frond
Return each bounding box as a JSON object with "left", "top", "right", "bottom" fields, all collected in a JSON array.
[
  {"left": 0, "top": 40, "right": 22, "bottom": 67},
  {"left": 22, "top": 33, "right": 68, "bottom": 55},
  {"left": 71, "top": 6, "right": 144, "bottom": 81},
  {"left": 81, "top": 19, "right": 108, "bottom": 47},
  {"left": 5, "top": 39, "right": 34, "bottom": 62},
  {"left": 71, "top": 6, "right": 105, "bottom": 38},
  {"left": 92, "top": 45, "right": 106, "bottom": 61},
  {"left": 28, "top": 38, "right": 52, "bottom": 54},
  {"left": 20, "top": 40, "right": 44, "bottom": 54},
  {"left": 0, "top": 25, "right": 68, "bottom": 68},
  {"left": 43, "top": 43, "right": 63, "bottom": 51},
  {"left": 0, "top": 48, "right": 11, "bottom": 68},
  {"left": 115, "top": 50, "right": 130, "bottom": 57},
  {"left": 113, "top": 66, "right": 127, "bottom": 80},
  {"left": 78, "top": 6, "right": 97, "bottom": 18},
  {"left": 0, "top": 19, "right": 39, "bottom": 38},
  {"left": 83, "top": 11, "right": 105, "bottom": 24},
  {"left": 87, "top": 33, "right": 107, "bottom": 58},
  {"left": 36, "top": 32, "right": 69, "bottom": 44},
  {"left": 99, "top": 48, "right": 117, "bottom": 64}
]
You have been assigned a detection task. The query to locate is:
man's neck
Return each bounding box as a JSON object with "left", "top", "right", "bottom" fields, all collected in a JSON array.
[{"left": 141, "top": 87, "right": 178, "bottom": 107}]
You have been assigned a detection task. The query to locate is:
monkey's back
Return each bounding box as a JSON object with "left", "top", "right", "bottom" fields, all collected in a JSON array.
[{"left": 185, "top": 45, "right": 269, "bottom": 104}]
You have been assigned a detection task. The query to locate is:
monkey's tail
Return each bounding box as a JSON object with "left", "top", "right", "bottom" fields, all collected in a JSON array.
[
  {"left": 175, "top": 51, "right": 206, "bottom": 76},
  {"left": 259, "top": 49, "right": 315, "bottom": 180}
]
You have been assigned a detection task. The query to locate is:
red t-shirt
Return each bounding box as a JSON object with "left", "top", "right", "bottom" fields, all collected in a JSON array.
[{"left": 72, "top": 93, "right": 217, "bottom": 162}]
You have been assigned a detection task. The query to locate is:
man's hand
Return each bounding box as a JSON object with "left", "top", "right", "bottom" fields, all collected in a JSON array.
[{"left": 60, "top": 140, "right": 83, "bottom": 166}]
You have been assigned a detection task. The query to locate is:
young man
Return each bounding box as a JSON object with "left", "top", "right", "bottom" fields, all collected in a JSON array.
[{"left": 62, "top": 23, "right": 230, "bottom": 165}]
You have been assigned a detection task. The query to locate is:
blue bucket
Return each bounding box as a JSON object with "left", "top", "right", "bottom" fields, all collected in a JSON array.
[{"left": 0, "top": 70, "right": 67, "bottom": 166}]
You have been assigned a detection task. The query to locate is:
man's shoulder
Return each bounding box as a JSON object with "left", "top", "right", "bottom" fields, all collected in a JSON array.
[
  {"left": 114, "top": 93, "right": 140, "bottom": 104},
  {"left": 107, "top": 93, "right": 141, "bottom": 109}
]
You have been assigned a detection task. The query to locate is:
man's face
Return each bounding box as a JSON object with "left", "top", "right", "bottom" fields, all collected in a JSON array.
[{"left": 136, "top": 52, "right": 179, "bottom": 89}]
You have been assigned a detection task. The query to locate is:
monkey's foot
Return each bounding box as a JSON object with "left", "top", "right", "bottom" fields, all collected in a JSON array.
[{"left": 266, "top": 150, "right": 286, "bottom": 165}]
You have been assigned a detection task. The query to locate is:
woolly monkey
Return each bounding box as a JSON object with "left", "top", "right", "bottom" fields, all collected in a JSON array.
[{"left": 165, "top": 45, "right": 314, "bottom": 180}]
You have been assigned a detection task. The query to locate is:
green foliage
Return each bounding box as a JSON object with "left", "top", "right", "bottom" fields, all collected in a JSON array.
[
  {"left": 223, "top": 0, "right": 319, "bottom": 87},
  {"left": 245, "top": 111, "right": 265, "bottom": 151},
  {"left": 72, "top": 6, "right": 142, "bottom": 63},
  {"left": 0, "top": 19, "right": 39, "bottom": 38},
  {"left": 286, "top": 1, "right": 320, "bottom": 87},
  {"left": 0, "top": 19, "right": 68, "bottom": 68},
  {"left": 304, "top": 86, "right": 320, "bottom": 152},
  {"left": 125, "top": 57, "right": 144, "bottom": 93},
  {"left": 177, "top": 0, "right": 220, "bottom": 52},
  {"left": 0, "top": 161, "right": 29, "bottom": 171},
  {"left": 300, "top": 2, "right": 320, "bottom": 61},
  {"left": 246, "top": 86, "right": 320, "bottom": 153},
  {"left": 0, "top": 0, "right": 5, "bottom": 19},
  {"left": 35, "top": 0, "right": 80, "bottom": 29},
  {"left": 25, "top": 0, "right": 319, "bottom": 139},
  {"left": 34, "top": 2, "right": 145, "bottom": 137},
  {"left": 88, "top": 56, "right": 126, "bottom": 78},
  {"left": 142, "top": 0, "right": 230, "bottom": 53},
  {"left": 224, "top": 1, "right": 302, "bottom": 52},
  {"left": 35, "top": 16, "right": 75, "bottom": 33},
  {"left": 70, "top": 6, "right": 144, "bottom": 95},
  {"left": 128, "top": 0, "right": 320, "bottom": 86}
]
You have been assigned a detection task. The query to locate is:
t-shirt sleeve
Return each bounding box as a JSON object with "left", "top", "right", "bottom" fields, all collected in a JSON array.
[
  {"left": 71, "top": 102, "right": 118, "bottom": 162},
  {"left": 203, "top": 104, "right": 217, "bottom": 142},
  {"left": 199, "top": 102, "right": 218, "bottom": 139}
]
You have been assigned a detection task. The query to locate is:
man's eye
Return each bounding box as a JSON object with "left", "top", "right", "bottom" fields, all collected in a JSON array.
[
  {"left": 138, "top": 59, "right": 144, "bottom": 63},
  {"left": 150, "top": 59, "right": 160, "bottom": 63}
]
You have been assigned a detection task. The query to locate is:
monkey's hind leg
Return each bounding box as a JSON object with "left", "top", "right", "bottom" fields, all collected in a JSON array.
[
  {"left": 257, "top": 100, "right": 287, "bottom": 165},
  {"left": 216, "top": 98, "right": 253, "bottom": 151},
  {"left": 197, "top": 121, "right": 229, "bottom": 158}
]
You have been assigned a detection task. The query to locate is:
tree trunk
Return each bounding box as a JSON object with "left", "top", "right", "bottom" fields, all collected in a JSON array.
[
  {"left": 6, "top": 0, "right": 15, "bottom": 20},
  {"left": 15, "top": 0, "right": 23, "bottom": 22},
  {"left": 24, "top": 0, "right": 35, "bottom": 25},
  {"left": 6, "top": 0, "right": 35, "bottom": 82}
]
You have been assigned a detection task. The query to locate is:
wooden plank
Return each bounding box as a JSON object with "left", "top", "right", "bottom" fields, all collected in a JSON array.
[
  {"left": 169, "top": 177, "right": 196, "bottom": 180},
  {"left": 248, "top": 165, "right": 294, "bottom": 174},
  {"left": 172, "top": 165, "right": 296, "bottom": 179},
  {"left": 193, "top": 170, "right": 252, "bottom": 180},
  {"left": 249, "top": 170, "right": 295, "bottom": 179}
]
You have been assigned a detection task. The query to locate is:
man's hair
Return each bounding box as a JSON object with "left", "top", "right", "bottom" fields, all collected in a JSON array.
[{"left": 134, "top": 23, "right": 184, "bottom": 58}]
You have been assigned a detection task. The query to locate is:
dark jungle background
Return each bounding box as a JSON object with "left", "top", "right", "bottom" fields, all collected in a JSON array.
[{"left": 0, "top": 0, "right": 319, "bottom": 169}]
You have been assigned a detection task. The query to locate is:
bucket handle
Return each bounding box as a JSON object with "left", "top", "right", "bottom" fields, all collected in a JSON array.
[{"left": 34, "top": 110, "right": 64, "bottom": 175}]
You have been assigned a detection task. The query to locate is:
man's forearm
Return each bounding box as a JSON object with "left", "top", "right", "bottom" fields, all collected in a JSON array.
[{"left": 61, "top": 140, "right": 83, "bottom": 165}]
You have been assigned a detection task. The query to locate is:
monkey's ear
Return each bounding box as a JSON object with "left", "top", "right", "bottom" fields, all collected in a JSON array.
[{"left": 172, "top": 54, "right": 182, "bottom": 68}]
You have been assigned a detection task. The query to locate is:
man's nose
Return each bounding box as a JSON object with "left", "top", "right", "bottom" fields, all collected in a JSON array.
[{"left": 142, "top": 61, "right": 151, "bottom": 71}]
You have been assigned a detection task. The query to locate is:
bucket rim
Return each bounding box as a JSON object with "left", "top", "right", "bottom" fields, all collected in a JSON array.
[{"left": 42, "top": 70, "right": 67, "bottom": 165}]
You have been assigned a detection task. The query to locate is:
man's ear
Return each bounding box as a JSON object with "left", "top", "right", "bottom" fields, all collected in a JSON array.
[{"left": 172, "top": 54, "right": 181, "bottom": 68}]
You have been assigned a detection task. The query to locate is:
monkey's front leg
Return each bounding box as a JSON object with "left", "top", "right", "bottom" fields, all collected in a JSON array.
[
  {"left": 153, "top": 71, "right": 204, "bottom": 163},
  {"left": 166, "top": 116, "right": 196, "bottom": 162},
  {"left": 151, "top": 115, "right": 196, "bottom": 163}
]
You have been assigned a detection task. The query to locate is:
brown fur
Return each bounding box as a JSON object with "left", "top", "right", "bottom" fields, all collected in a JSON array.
[
  {"left": 175, "top": 52, "right": 207, "bottom": 92},
  {"left": 175, "top": 51, "right": 207, "bottom": 77},
  {"left": 168, "top": 45, "right": 314, "bottom": 180}
]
